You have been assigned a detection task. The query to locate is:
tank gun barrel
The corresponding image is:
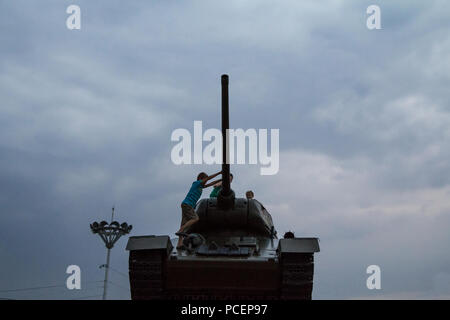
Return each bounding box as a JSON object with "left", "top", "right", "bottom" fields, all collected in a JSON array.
[
  {"left": 221, "top": 74, "right": 231, "bottom": 196},
  {"left": 217, "top": 74, "right": 235, "bottom": 210}
]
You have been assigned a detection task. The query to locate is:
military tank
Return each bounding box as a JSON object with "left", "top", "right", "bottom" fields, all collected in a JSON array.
[{"left": 126, "top": 75, "right": 320, "bottom": 300}]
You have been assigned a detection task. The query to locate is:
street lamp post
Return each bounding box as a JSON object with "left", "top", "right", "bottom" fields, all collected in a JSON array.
[{"left": 90, "top": 207, "right": 132, "bottom": 300}]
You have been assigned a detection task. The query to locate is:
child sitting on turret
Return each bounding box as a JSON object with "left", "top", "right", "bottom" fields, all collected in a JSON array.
[{"left": 176, "top": 170, "right": 222, "bottom": 249}]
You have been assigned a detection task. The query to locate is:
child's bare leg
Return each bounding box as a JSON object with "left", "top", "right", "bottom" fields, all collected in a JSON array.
[
  {"left": 177, "top": 236, "right": 184, "bottom": 248},
  {"left": 176, "top": 218, "right": 199, "bottom": 248},
  {"left": 179, "top": 218, "right": 199, "bottom": 233}
]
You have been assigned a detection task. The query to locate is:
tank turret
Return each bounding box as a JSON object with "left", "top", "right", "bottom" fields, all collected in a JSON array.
[{"left": 126, "top": 75, "right": 320, "bottom": 300}]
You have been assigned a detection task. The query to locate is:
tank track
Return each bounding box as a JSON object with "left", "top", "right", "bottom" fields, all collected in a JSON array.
[
  {"left": 128, "top": 250, "right": 166, "bottom": 300},
  {"left": 279, "top": 253, "right": 314, "bottom": 300}
]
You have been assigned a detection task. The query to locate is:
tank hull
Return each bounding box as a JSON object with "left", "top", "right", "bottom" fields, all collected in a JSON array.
[{"left": 127, "top": 236, "right": 319, "bottom": 300}]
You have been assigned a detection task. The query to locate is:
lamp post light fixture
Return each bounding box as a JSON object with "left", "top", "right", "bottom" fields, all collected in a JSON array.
[{"left": 90, "top": 207, "right": 132, "bottom": 300}]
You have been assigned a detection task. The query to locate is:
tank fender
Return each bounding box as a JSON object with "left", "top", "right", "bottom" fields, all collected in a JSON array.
[
  {"left": 277, "top": 238, "right": 320, "bottom": 254},
  {"left": 126, "top": 235, "right": 173, "bottom": 255}
]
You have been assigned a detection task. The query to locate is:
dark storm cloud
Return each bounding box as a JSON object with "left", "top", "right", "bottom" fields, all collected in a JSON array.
[{"left": 1, "top": 0, "right": 449, "bottom": 299}]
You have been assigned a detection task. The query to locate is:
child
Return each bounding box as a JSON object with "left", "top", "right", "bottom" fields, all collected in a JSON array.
[
  {"left": 176, "top": 170, "right": 222, "bottom": 249},
  {"left": 209, "top": 173, "right": 233, "bottom": 198},
  {"left": 245, "top": 190, "right": 254, "bottom": 199}
]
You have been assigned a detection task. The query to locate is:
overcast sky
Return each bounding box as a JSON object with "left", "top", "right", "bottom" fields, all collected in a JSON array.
[{"left": 1, "top": 0, "right": 450, "bottom": 299}]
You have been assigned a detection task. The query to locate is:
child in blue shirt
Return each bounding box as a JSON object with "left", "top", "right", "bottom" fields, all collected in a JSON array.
[{"left": 177, "top": 170, "right": 222, "bottom": 249}]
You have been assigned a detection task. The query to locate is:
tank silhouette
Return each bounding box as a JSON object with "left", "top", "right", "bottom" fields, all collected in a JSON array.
[{"left": 126, "top": 75, "right": 320, "bottom": 300}]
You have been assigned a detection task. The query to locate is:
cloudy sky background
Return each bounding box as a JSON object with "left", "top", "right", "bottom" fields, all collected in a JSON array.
[{"left": 1, "top": 0, "right": 450, "bottom": 299}]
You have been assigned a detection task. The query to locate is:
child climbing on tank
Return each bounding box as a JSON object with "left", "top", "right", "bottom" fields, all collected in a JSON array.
[{"left": 176, "top": 170, "right": 222, "bottom": 249}]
